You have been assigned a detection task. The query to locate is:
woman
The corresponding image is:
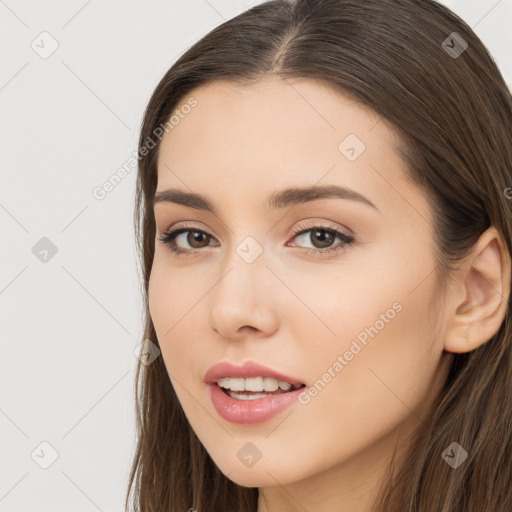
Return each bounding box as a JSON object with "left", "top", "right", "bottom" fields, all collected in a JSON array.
[{"left": 126, "top": 0, "right": 512, "bottom": 510}]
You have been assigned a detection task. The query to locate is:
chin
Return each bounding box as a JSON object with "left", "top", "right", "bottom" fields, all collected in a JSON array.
[
  {"left": 210, "top": 454, "right": 304, "bottom": 488},
  {"left": 222, "top": 468, "right": 280, "bottom": 488}
]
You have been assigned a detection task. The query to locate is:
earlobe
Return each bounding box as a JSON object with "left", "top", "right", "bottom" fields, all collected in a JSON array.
[{"left": 443, "top": 227, "right": 511, "bottom": 354}]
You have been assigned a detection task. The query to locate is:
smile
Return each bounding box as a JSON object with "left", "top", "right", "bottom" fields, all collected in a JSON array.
[{"left": 205, "top": 361, "right": 306, "bottom": 424}]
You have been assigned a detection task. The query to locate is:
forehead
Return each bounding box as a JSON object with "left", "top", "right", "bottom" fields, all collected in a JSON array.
[{"left": 155, "top": 77, "right": 411, "bottom": 215}]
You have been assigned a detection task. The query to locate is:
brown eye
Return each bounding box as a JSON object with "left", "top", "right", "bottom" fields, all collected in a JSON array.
[
  {"left": 308, "top": 228, "right": 337, "bottom": 249},
  {"left": 157, "top": 227, "right": 218, "bottom": 255},
  {"left": 186, "top": 230, "right": 211, "bottom": 248},
  {"left": 290, "top": 225, "right": 354, "bottom": 253}
]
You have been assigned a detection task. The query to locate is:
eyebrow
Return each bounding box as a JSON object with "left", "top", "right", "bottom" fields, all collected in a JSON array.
[{"left": 153, "top": 184, "right": 378, "bottom": 213}]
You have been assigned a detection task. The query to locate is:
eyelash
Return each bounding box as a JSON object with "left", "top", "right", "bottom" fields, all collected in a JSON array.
[{"left": 157, "top": 222, "right": 355, "bottom": 257}]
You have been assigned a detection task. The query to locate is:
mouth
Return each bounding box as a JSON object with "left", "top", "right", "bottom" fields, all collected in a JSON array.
[
  {"left": 216, "top": 377, "right": 306, "bottom": 401},
  {"left": 206, "top": 367, "right": 307, "bottom": 424}
]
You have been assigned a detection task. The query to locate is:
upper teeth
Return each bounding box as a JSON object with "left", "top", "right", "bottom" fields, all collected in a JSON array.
[{"left": 217, "top": 377, "right": 298, "bottom": 392}]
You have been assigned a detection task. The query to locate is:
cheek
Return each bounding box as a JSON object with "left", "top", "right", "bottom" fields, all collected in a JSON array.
[
  {"left": 311, "top": 240, "right": 438, "bottom": 364},
  {"left": 148, "top": 267, "right": 173, "bottom": 334},
  {"left": 148, "top": 257, "right": 201, "bottom": 336},
  {"left": 148, "top": 264, "right": 190, "bottom": 368},
  {"left": 147, "top": 260, "right": 211, "bottom": 385},
  {"left": 287, "top": 247, "right": 442, "bottom": 418},
  {"left": 301, "top": 270, "right": 442, "bottom": 432},
  {"left": 268, "top": 284, "right": 442, "bottom": 481}
]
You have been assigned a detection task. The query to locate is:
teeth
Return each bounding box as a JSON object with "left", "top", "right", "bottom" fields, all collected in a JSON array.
[
  {"left": 263, "top": 377, "right": 279, "bottom": 391},
  {"left": 227, "top": 391, "right": 271, "bottom": 400},
  {"left": 217, "top": 377, "right": 245, "bottom": 391},
  {"left": 217, "top": 377, "right": 300, "bottom": 392},
  {"left": 245, "top": 377, "right": 264, "bottom": 392}
]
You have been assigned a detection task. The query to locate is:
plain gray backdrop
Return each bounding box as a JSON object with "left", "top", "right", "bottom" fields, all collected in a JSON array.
[{"left": 1, "top": 1, "right": 511, "bottom": 510}]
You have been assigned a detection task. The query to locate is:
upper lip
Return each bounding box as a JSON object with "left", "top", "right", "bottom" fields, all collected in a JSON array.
[{"left": 204, "top": 360, "right": 305, "bottom": 387}]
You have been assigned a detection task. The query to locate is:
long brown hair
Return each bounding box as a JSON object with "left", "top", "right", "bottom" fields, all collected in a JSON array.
[{"left": 126, "top": 1, "right": 512, "bottom": 510}]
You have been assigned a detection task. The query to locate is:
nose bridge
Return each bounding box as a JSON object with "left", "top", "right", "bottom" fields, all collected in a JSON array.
[
  {"left": 216, "top": 233, "right": 270, "bottom": 299},
  {"left": 207, "top": 232, "right": 280, "bottom": 336}
]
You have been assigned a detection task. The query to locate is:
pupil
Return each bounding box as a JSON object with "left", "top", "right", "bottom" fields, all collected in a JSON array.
[
  {"left": 313, "top": 229, "right": 333, "bottom": 248},
  {"left": 189, "top": 231, "right": 208, "bottom": 248}
]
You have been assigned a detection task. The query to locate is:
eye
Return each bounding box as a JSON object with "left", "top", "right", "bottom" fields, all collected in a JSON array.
[
  {"left": 157, "top": 226, "right": 218, "bottom": 255},
  {"left": 288, "top": 223, "right": 355, "bottom": 256},
  {"left": 157, "top": 222, "right": 355, "bottom": 257}
]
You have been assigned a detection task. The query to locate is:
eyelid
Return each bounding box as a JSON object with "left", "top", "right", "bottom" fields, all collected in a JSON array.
[
  {"left": 157, "top": 219, "right": 351, "bottom": 242},
  {"left": 158, "top": 220, "right": 213, "bottom": 237},
  {"left": 290, "top": 219, "right": 353, "bottom": 238}
]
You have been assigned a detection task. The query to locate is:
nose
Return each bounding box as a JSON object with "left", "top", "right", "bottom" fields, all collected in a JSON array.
[{"left": 207, "top": 243, "right": 280, "bottom": 341}]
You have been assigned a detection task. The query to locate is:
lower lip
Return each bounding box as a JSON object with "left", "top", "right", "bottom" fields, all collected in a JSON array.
[{"left": 208, "top": 383, "right": 304, "bottom": 424}]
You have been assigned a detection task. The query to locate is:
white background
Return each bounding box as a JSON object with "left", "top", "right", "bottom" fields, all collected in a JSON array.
[{"left": 1, "top": 1, "right": 511, "bottom": 510}]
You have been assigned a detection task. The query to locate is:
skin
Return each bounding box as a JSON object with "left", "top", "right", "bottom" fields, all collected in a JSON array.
[{"left": 148, "top": 77, "right": 510, "bottom": 512}]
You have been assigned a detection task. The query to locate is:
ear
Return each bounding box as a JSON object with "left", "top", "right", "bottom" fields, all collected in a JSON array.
[{"left": 444, "top": 226, "right": 511, "bottom": 354}]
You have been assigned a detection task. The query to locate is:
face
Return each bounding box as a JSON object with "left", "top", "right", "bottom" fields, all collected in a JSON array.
[{"left": 148, "top": 77, "right": 452, "bottom": 489}]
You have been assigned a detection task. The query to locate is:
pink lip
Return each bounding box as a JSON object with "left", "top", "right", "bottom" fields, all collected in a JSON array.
[{"left": 204, "top": 361, "right": 306, "bottom": 425}]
